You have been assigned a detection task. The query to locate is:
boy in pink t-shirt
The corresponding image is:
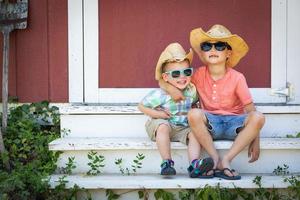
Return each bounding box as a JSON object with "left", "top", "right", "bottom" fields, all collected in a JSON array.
[{"left": 160, "top": 24, "right": 265, "bottom": 180}]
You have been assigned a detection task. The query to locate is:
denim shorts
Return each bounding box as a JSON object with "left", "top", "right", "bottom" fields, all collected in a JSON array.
[{"left": 205, "top": 112, "right": 247, "bottom": 140}]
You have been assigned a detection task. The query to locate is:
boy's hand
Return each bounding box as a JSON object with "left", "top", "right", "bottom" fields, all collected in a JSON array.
[
  {"left": 170, "top": 89, "right": 185, "bottom": 102},
  {"left": 155, "top": 108, "right": 171, "bottom": 119},
  {"left": 248, "top": 136, "right": 260, "bottom": 163}
]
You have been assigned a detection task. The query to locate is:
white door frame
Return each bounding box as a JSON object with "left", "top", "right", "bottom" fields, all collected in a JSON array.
[{"left": 68, "top": 0, "right": 298, "bottom": 104}]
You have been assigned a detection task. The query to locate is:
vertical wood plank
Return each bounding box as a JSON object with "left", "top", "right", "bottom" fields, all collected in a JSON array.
[
  {"left": 0, "top": 32, "right": 17, "bottom": 100},
  {"left": 83, "top": 0, "right": 98, "bottom": 103},
  {"left": 16, "top": 0, "right": 49, "bottom": 102},
  {"left": 68, "top": 0, "right": 84, "bottom": 103},
  {"left": 48, "top": 0, "right": 68, "bottom": 102}
]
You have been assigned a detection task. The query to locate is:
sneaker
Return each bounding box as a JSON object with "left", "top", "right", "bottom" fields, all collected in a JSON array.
[
  {"left": 187, "top": 157, "right": 214, "bottom": 178},
  {"left": 160, "top": 159, "right": 176, "bottom": 175}
]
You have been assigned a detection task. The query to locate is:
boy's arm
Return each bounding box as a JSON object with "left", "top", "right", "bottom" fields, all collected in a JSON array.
[
  {"left": 138, "top": 103, "right": 170, "bottom": 119},
  {"left": 244, "top": 103, "right": 260, "bottom": 163},
  {"left": 158, "top": 79, "right": 185, "bottom": 101}
]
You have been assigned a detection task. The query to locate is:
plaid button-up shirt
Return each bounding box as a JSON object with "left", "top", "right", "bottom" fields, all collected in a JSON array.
[{"left": 141, "top": 83, "right": 198, "bottom": 126}]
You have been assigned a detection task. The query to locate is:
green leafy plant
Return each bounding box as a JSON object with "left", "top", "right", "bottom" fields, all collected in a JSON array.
[
  {"left": 131, "top": 153, "right": 145, "bottom": 173},
  {"left": 115, "top": 153, "right": 145, "bottom": 175},
  {"left": 138, "top": 189, "right": 149, "bottom": 199},
  {"left": 284, "top": 175, "right": 300, "bottom": 199},
  {"left": 194, "top": 184, "right": 238, "bottom": 200},
  {"left": 87, "top": 150, "right": 105, "bottom": 175},
  {"left": 178, "top": 189, "right": 194, "bottom": 200},
  {"left": 45, "top": 175, "right": 82, "bottom": 200},
  {"left": 0, "top": 102, "right": 81, "bottom": 199},
  {"left": 63, "top": 156, "right": 76, "bottom": 175},
  {"left": 154, "top": 189, "right": 175, "bottom": 200},
  {"left": 273, "top": 164, "right": 290, "bottom": 176},
  {"left": 106, "top": 189, "right": 120, "bottom": 200},
  {"left": 286, "top": 132, "right": 300, "bottom": 138},
  {"left": 115, "top": 158, "right": 127, "bottom": 175}
]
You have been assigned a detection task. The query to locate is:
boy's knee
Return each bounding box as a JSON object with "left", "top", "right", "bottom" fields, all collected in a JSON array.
[
  {"left": 156, "top": 123, "right": 170, "bottom": 134},
  {"left": 188, "top": 109, "right": 206, "bottom": 124},
  {"left": 247, "top": 111, "right": 265, "bottom": 128}
]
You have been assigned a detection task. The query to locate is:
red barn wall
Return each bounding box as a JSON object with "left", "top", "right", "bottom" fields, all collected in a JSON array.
[
  {"left": 99, "top": 0, "right": 271, "bottom": 88},
  {"left": 0, "top": 0, "right": 68, "bottom": 103}
]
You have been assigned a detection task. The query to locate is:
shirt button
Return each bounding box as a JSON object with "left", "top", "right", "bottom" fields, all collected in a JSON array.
[
  {"left": 212, "top": 97, "right": 216, "bottom": 100},
  {"left": 213, "top": 91, "right": 216, "bottom": 94},
  {"left": 213, "top": 84, "right": 217, "bottom": 87}
]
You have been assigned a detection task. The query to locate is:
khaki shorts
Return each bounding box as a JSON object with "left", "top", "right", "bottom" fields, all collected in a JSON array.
[{"left": 145, "top": 119, "right": 191, "bottom": 145}]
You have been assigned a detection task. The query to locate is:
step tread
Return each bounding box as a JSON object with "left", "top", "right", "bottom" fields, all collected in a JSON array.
[
  {"left": 49, "top": 137, "right": 300, "bottom": 151},
  {"left": 49, "top": 173, "right": 297, "bottom": 189},
  {"left": 59, "top": 105, "right": 300, "bottom": 114}
]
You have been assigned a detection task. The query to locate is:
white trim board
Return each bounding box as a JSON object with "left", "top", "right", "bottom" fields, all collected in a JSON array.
[
  {"left": 68, "top": 0, "right": 84, "bottom": 102},
  {"left": 98, "top": 88, "right": 285, "bottom": 103}
]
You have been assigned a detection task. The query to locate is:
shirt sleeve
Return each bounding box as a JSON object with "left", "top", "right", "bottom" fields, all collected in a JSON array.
[
  {"left": 141, "top": 89, "right": 164, "bottom": 108},
  {"left": 236, "top": 74, "right": 253, "bottom": 105}
]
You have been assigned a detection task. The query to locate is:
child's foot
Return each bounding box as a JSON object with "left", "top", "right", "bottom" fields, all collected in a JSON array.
[
  {"left": 187, "top": 157, "right": 214, "bottom": 178},
  {"left": 216, "top": 158, "right": 240, "bottom": 179},
  {"left": 160, "top": 159, "right": 176, "bottom": 175}
]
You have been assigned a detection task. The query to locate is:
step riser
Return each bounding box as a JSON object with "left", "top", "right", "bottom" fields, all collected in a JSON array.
[
  {"left": 61, "top": 113, "right": 300, "bottom": 138},
  {"left": 55, "top": 149, "right": 300, "bottom": 174}
]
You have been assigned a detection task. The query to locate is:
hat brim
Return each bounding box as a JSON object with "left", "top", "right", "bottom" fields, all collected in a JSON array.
[
  {"left": 190, "top": 28, "right": 249, "bottom": 67},
  {"left": 155, "top": 49, "right": 194, "bottom": 80}
]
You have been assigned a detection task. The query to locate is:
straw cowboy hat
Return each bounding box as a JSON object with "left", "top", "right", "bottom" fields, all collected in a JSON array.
[
  {"left": 190, "top": 24, "right": 249, "bottom": 67},
  {"left": 155, "top": 43, "right": 193, "bottom": 80}
]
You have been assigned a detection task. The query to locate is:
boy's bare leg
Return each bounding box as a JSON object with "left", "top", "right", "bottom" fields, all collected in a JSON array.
[
  {"left": 156, "top": 124, "right": 172, "bottom": 160},
  {"left": 187, "top": 132, "right": 201, "bottom": 162},
  {"left": 188, "top": 108, "right": 219, "bottom": 170},
  {"left": 220, "top": 111, "right": 265, "bottom": 176}
]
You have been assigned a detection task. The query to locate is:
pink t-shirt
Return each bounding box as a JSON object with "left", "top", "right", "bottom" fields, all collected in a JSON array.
[{"left": 192, "top": 66, "right": 253, "bottom": 115}]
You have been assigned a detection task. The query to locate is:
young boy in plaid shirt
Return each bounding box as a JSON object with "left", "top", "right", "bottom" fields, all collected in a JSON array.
[{"left": 138, "top": 43, "right": 213, "bottom": 177}]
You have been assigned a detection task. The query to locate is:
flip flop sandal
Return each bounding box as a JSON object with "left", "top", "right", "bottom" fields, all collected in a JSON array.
[{"left": 214, "top": 168, "right": 241, "bottom": 180}]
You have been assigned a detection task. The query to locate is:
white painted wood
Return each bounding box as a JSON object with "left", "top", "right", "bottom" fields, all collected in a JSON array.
[
  {"left": 49, "top": 174, "right": 293, "bottom": 189},
  {"left": 83, "top": 0, "right": 99, "bottom": 103},
  {"left": 98, "top": 88, "right": 287, "bottom": 104},
  {"left": 53, "top": 146, "right": 300, "bottom": 174},
  {"left": 60, "top": 115, "right": 149, "bottom": 138},
  {"left": 287, "top": 0, "right": 300, "bottom": 104},
  {"left": 49, "top": 137, "right": 300, "bottom": 174},
  {"left": 50, "top": 137, "right": 300, "bottom": 151},
  {"left": 68, "top": 0, "right": 84, "bottom": 102},
  {"left": 60, "top": 113, "right": 300, "bottom": 138},
  {"left": 59, "top": 105, "right": 300, "bottom": 114},
  {"left": 271, "top": 0, "right": 287, "bottom": 91}
]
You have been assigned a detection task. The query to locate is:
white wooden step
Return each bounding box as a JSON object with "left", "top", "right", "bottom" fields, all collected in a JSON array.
[
  {"left": 49, "top": 137, "right": 300, "bottom": 174},
  {"left": 59, "top": 105, "right": 300, "bottom": 138},
  {"left": 49, "top": 173, "right": 294, "bottom": 189}
]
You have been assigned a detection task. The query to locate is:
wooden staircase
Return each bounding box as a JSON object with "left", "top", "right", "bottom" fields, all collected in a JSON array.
[{"left": 49, "top": 104, "right": 300, "bottom": 199}]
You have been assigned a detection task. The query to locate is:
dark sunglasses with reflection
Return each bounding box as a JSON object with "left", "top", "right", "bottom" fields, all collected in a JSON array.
[{"left": 200, "top": 41, "right": 232, "bottom": 52}]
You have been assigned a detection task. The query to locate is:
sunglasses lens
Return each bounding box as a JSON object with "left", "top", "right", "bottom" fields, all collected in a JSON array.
[
  {"left": 183, "top": 68, "right": 193, "bottom": 76},
  {"left": 171, "top": 70, "right": 180, "bottom": 78},
  {"left": 200, "top": 42, "right": 212, "bottom": 52},
  {"left": 214, "top": 42, "right": 227, "bottom": 51}
]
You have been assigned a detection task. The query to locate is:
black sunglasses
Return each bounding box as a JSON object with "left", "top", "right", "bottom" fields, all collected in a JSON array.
[
  {"left": 200, "top": 41, "right": 231, "bottom": 52},
  {"left": 164, "top": 68, "right": 193, "bottom": 78}
]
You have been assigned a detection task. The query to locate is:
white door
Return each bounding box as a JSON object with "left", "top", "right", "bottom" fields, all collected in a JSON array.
[{"left": 68, "top": 0, "right": 299, "bottom": 104}]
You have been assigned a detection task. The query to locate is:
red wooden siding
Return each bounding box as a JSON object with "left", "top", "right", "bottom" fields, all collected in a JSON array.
[
  {"left": 0, "top": 0, "right": 68, "bottom": 102},
  {"left": 99, "top": 0, "right": 271, "bottom": 88}
]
